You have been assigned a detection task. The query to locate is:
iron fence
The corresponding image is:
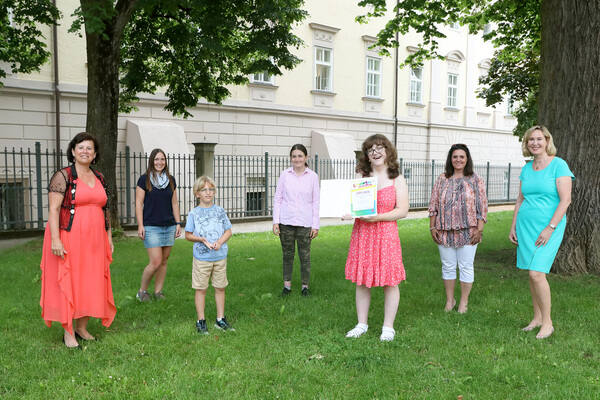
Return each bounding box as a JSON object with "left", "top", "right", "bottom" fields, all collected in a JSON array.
[
  {"left": 0, "top": 143, "right": 520, "bottom": 232},
  {"left": 213, "top": 154, "right": 520, "bottom": 218}
]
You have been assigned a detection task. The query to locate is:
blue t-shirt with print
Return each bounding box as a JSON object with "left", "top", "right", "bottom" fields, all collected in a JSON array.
[{"left": 185, "top": 205, "right": 232, "bottom": 261}]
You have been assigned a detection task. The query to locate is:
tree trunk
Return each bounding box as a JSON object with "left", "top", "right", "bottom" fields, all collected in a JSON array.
[
  {"left": 85, "top": 28, "right": 120, "bottom": 228},
  {"left": 81, "top": 0, "right": 137, "bottom": 229},
  {"left": 539, "top": 1, "right": 600, "bottom": 273}
]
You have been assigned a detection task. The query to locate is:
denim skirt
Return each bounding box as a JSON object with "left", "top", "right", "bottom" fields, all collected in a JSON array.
[{"left": 143, "top": 225, "right": 177, "bottom": 248}]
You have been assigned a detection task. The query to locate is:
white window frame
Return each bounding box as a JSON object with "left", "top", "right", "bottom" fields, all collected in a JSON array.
[
  {"left": 314, "top": 46, "right": 333, "bottom": 92},
  {"left": 8, "top": 8, "right": 14, "bottom": 26},
  {"left": 250, "top": 71, "right": 274, "bottom": 85},
  {"left": 506, "top": 96, "right": 514, "bottom": 115},
  {"left": 447, "top": 73, "right": 458, "bottom": 107},
  {"left": 365, "top": 56, "right": 382, "bottom": 98},
  {"left": 483, "top": 23, "right": 493, "bottom": 35},
  {"left": 409, "top": 67, "right": 423, "bottom": 103}
]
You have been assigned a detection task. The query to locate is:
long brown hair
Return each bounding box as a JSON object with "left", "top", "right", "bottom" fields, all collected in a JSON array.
[
  {"left": 145, "top": 148, "right": 175, "bottom": 191},
  {"left": 444, "top": 143, "right": 474, "bottom": 178},
  {"left": 355, "top": 134, "right": 400, "bottom": 179}
]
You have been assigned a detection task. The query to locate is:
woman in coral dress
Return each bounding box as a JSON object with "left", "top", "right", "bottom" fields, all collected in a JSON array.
[
  {"left": 344, "top": 134, "right": 409, "bottom": 342},
  {"left": 40, "top": 132, "right": 116, "bottom": 348}
]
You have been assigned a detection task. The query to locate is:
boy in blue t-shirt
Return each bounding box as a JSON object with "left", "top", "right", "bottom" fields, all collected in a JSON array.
[{"left": 185, "top": 176, "right": 233, "bottom": 334}]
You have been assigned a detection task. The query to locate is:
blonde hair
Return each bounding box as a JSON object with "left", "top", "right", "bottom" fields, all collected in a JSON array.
[
  {"left": 522, "top": 125, "right": 557, "bottom": 157},
  {"left": 193, "top": 176, "right": 216, "bottom": 193}
]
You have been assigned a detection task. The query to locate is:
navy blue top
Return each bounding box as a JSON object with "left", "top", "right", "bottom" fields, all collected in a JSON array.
[{"left": 137, "top": 174, "right": 177, "bottom": 226}]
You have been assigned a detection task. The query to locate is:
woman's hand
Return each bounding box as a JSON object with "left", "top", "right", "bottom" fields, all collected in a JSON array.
[
  {"left": 471, "top": 229, "right": 483, "bottom": 245},
  {"left": 360, "top": 215, "right": 379, "bottom": 223},
  {"left": 310, "top": 229, "right": 319, "bottom": 239},
  {"left": 51, "top": 238, "right": 67, "bottom": 259},
  {"left": 108, "top": 235, "right": 114, "bottom": 254},
  {"left": 430, "top": 228, "right": 442, "bottom": 245},
  {"left": 535, "top": 226, "right": 553, "bottom": 247},
  {"left": 137, "top": 225, "right": 145, "bottom": 240},
  {"left": 508, "top": 227, "right": 518, "bottom": 245},
  {"left": 272, "top": 224, "right": 280, "bottom": 236},
  {"left": 175, "top": 224, "right": 182, "bottom": 238}
]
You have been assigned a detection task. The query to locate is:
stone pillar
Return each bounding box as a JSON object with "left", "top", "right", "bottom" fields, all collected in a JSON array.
[{"left": 193, "top": 142, "right": 217, "bottom": 179}]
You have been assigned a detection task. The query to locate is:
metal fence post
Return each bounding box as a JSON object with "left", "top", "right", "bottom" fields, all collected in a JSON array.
[
  {"left": 431, "top": 159, "right": 435, "bottom": 193},
  {"left": 125, "top": 146, "right": 131, "bottom": 224},
  {"left": 314, "top": 154, "right": 319, "bottom": 176},
  {"left": 486, "top": 161, "right": 490, "bottom": 196},
  {"left": 507, "top": 162, "right": 511, "bottom": 201},
  {"left": 264, "top": 152, "right": 269, "bottom": 216},
  {"left": 399, "top": 157, "right": 403, "bottom": 174},
  {"left": 35, "top": 142, "right": 43, "bottom": 228}
]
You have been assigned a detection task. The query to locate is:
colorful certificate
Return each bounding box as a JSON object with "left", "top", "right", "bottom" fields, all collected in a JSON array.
[
  {"left": 319, "top": 177, "right": 377, "bottom": 218},
  {"left": 350, "top": 177, "right": 377, "bottom": 217}
]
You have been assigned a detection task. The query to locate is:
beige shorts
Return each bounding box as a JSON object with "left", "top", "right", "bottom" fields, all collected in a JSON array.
[{"left": 192, "top": 258, "right": 228, "bottom": 290}]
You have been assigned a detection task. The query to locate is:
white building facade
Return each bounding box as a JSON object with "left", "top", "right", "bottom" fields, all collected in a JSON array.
[{"left": 0, "top": 0, "right": 522, "bottom": 165}]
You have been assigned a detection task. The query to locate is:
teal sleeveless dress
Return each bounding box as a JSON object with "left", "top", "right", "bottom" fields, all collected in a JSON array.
[{"left": 516, "top": 157, "right": 574, "bottom": 273}]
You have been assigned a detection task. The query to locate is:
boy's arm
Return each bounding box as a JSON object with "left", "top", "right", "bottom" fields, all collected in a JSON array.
[
  {"left": 185, "top": 231, "right": 209, "bottom": 246},
  {"left": 212, "top": 229, "right": 232, "bottom": 251}
]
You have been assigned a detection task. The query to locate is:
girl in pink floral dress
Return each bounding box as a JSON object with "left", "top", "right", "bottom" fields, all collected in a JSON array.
[{"left": 344, "top": 134, "right": 409, "bottom": 342}]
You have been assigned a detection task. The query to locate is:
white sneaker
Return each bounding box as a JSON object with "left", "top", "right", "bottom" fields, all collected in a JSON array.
[
  {"left": 345, "top": 323, "right": 368, "bottom": 338},
  {"left": 380, "top": 326, "right": 395, "bottom": 342}
]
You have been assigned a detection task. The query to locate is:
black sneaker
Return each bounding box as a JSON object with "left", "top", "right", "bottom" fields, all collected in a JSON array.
[
  {"left": 301, "top": 287, "right": 310, "bottom": 297},
  {"left": 281, "top": 287, "right": 292, "bottom": 297},
  {"left": 153, "top": 291, "right": 166, "bottom": 301},
  {"left": 214, "top": 317, "right": 235, "bottom": 331},
  {"left": 196, "top": 319, "right": 208, "bottom": 335}
]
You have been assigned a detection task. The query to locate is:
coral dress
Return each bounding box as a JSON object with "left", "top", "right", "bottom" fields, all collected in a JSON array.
[
  {"left": 40, "top": 177, "right": 116, "bottom": 335},
  {"left": 345, "top": 184, "right": 405, "bottom": 287}
]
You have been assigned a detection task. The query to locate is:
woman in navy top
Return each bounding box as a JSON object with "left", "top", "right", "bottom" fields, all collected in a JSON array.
[{"left": 135, "top": 148, "right": 182, "bottom": 301}]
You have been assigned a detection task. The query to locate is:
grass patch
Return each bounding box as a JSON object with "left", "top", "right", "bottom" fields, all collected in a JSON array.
[{"left": 1, "top": 211, "right": 599, "bottom": 399}]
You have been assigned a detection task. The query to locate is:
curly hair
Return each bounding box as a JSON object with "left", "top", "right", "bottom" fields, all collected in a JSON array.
[
  {"left": 355, "top": 134, "right": 400, "bottom": 179},
  {"left": 444, "top": 143, "right": 474, "bottom": 178},
  {"left": 67, "top": 132, "right": 99, "bottom": 164}
]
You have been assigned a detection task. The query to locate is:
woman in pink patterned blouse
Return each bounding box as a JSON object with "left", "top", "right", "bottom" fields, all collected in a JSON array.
[{"left": 428, "top": 144, "right": 488, "bottom": 313}]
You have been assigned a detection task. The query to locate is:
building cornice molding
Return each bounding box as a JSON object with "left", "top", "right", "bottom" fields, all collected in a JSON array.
[
  {"left": 308, "top": 22, "right": 340, "bottom": 34},
  {"left": 1, "top": 78, "right": 515, "bottom": 135}
]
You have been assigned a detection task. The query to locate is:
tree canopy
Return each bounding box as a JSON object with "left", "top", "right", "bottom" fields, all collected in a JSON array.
[
  {"left": 0, "top": 0, "right": 60, "bottom": 80},
  {"left": 70, "top": 0, "right": 307, "bottom": 117},
  {"left": 357, "top": 0, "right": 541, "bottom": 137}
]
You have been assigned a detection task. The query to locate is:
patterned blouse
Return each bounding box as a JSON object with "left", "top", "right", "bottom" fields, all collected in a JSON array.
[{"left": 428, "top": 173, "right": 488, "bottom": 247}]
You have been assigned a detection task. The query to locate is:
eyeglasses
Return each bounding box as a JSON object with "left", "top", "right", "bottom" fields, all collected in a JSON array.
[
  {"left": 367, "top": 146, "right": 385, "bottom": 155},
  {"left": 199, "top": 188, "right": 215, "bottom": 193}
]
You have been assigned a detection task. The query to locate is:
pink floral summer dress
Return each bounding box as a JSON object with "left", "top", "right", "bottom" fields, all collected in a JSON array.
[{"left": 345, "top": 182, "right": 405, "bottom": 287}]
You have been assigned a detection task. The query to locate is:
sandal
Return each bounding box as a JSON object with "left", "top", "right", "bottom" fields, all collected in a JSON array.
[
  {"left": 380, "top": 326, "right": 395, "bottom": 342},
  {"left": 345, "top": 323, "right": 368, "bottom": 338}
]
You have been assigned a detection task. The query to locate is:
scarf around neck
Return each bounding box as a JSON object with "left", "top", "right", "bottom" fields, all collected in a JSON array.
[{"left": 150, "top": 171, "right": 170, "bottom": 189}]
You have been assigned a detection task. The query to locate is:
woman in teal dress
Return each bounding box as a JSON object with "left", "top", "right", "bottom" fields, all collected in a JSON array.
[{"left": 509, "top": 125, "right": 574, "bottom": 340}]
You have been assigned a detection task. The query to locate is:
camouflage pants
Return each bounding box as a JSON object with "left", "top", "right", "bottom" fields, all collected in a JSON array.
[{"left": 279, "top": 224, "right": 312, "bottom": 285}]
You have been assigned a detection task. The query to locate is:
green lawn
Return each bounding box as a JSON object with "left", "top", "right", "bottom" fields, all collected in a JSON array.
[{"left": 1, "top": 211, "right": 599, "bottom": 399}]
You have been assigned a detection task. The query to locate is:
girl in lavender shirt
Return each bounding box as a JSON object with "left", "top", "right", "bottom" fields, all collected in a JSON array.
[{"left": 273, "top": 144, "right": 320, "bottom": 297}]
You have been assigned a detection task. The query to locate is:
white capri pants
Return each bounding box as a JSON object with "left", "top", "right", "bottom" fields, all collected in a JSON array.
[{"left": 438, "top": 244, "right": 478, "bottom": 283}]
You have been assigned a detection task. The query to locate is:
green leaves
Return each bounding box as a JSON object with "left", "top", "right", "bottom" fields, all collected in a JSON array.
[
  {"left": 358, "top": 0, "right": 541, "bottom": 138},
  {"left": 118, "top": 0, "right": 307, "bottom": 117},
  {"left": 0, "top": 0, "right": 60, "bottom": 82}
]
